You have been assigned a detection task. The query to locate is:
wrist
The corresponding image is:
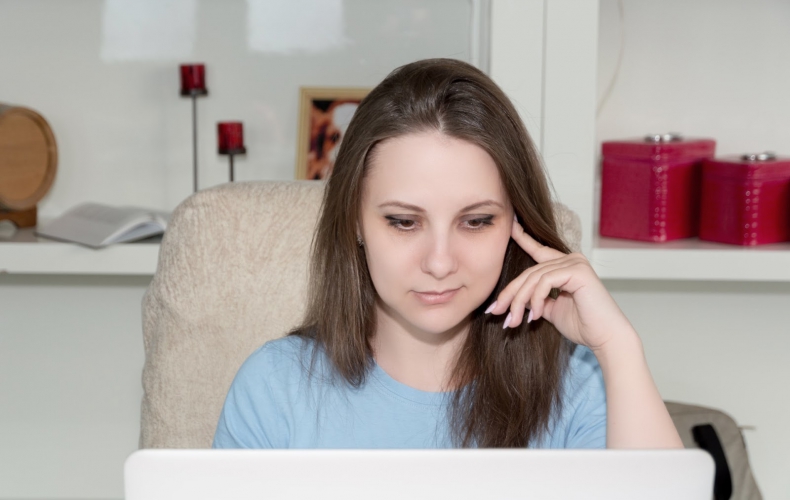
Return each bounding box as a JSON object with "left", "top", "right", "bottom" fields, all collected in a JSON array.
[{"left": 590, "top": 324, "right": 646, "bottom": 372}]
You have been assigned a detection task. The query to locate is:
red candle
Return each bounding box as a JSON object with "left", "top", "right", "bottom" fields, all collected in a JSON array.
[
  {"left": 218, "top": 122, "right": 246, "bottom": 154},
  {"left": 180, "top": 64, "right": 207, "bottom": 96}
]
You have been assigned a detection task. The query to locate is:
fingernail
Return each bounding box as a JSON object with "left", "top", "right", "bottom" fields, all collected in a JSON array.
[
  {"left": 527, "top": 310, "right": 533, "bottom": 323},
  {"left": 485, "top": 301, "right": 497, "bottom": 314},
  {"left": 503, "top": 312, "right": 512, "bottom": 329}
]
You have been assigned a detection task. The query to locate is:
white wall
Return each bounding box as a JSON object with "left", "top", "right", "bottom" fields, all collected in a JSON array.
[
  {"left": 597, "top": 0, "right": 790, "bottom": 155},
  {"left": 597, "top": 1, "right": 790, "bottom": 498}
]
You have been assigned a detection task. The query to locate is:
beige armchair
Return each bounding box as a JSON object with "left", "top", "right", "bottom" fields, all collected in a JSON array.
[{"left": 139, "top": 180, "right": 582, "bottom": 449}]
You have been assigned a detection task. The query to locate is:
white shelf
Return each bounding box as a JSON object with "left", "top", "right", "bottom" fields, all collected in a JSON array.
[
  {"left": 0, "top": 225, "right": 160, "bottom": 275},
  {"left": 5, "top": 225, "right": 789, "bottom": 281},
  {"left": 591, "top": 236, "right": 790, "bottom": 282}
]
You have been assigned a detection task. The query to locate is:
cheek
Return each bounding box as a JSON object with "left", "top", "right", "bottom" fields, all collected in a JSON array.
[
  {"left": 363, "top": 232, "right": 418, "bottom": 292},
  {"left": 462, "top": 234, "right": 510, "bottom": 294}
]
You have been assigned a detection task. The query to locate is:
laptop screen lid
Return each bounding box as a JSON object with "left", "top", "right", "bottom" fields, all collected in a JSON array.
[{"left": 125, "top": 449, "right": 714, "bottom": 500}]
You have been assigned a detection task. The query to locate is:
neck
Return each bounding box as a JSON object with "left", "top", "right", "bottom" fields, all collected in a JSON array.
[{"left": 371, "top": 298, "right": 470, "bottom": 392}]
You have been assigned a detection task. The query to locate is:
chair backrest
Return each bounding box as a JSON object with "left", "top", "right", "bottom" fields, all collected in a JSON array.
[{"left": 139, "top": 180, "right": 582, "bottom": 448}]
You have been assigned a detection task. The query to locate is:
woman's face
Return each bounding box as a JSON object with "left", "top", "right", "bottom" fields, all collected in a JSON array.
[{"left": 360, "top": 131, "right": 513, "bottom": 338}]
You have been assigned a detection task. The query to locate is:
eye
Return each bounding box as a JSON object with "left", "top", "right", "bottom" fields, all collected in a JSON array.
[
  {"left": 463, "top": 215, "right": 495, "bottom": 231},
  {"left": 385, "top": 216, "right": 419, "bottom": 232}
]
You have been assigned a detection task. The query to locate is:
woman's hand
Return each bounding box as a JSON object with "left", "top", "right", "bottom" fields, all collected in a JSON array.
[
  {"left": 486, "top": 216, "right": 635, "bottom": 352},
  {"left": 487, "top": 217, "right": 683, "bottom": 449}
]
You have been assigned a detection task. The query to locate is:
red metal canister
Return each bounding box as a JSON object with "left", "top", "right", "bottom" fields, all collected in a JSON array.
[
  {"left": 699, "top": 152, "right": 790, "bottom": 245},
  {"left": 600, "top": 134, "right": 716, "bottom": 242}
]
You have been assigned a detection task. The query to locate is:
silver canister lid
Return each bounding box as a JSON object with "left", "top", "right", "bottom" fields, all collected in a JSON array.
[
  {"left": 740, "top": 151, "right": 777, "bottom": 161},
  {"left": 644, "top": 133, "right": 683, "bottom": 143}
]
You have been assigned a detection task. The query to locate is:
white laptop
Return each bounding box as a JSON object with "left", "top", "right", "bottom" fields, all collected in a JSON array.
[{"left": 125, "top": 449, "right": 714, "bottom": 500}]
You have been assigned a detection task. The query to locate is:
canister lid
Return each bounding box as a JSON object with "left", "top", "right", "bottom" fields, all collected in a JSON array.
[
  {"left": 703, "top": 152, "right": 790, "bottom": 181},
  {"left": 740, "top": 151, "right": 776, "bottom": 162},
  {"left": 644, "top": 133, "right": 684, "bottom": 143},
  {"left": 602, "top": 133, "right": 716, "bottom": 161}
]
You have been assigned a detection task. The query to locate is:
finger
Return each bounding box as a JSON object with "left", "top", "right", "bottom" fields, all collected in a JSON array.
[
  {"left": 488, "top": 255, "right": 575, "bottom": 316},
  {"left": 511, "top": 216, "right": 566, "bottom": 264},
  {"left": 505, "top": 261, "right": 568, "bottom": 328},
  {"left": 486, "top": 262, "right": 544, "bottom": 316},
  {"left": 529, "top": 268, "right": 576, "bottom": 322},
  {"left": 487, "top": 270, "right": 530, "bottom": 316},
  {"left": 541, "top": 295, "right": 557, "bottom": 322}
]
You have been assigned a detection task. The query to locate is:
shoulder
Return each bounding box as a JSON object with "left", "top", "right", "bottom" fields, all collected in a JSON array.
[
  {"left": 214, "top": 336, "right": 318, "bottom": 449},
  {"left": 235, "top": 335, "right": 320, "bottom": 384},
  {"left": 253, "top": 334, "right": 316, "bottom": 363}
]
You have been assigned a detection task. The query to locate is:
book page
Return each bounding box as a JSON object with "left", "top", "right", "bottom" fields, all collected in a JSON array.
[
  {"left": 35, "top": 202, "right": 166, "bottom": 248},
  {"left": 119, "top": 206, "right": 172, "bottom": 226}
]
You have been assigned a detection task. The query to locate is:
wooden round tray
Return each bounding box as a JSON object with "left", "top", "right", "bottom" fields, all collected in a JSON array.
[{"left": 0, "top": 104, "right": 58, "bottom": 210}]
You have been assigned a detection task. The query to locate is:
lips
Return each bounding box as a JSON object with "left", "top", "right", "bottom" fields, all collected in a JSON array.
[{"left": 413, "top": 288, "right": 460, "bottom": 305}]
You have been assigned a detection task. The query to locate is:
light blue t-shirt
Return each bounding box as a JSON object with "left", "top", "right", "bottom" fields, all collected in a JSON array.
[{"left": 212, "top": 335, "right": 607, "bottom": 449}]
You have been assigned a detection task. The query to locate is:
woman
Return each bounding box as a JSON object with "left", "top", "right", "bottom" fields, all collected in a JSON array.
[{"left": 213, "top": 58, "right": 683, "bottom": 449}]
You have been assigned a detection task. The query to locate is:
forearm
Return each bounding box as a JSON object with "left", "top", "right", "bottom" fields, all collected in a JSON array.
[{"left": 593, "top": 327, "right": 684, "bottom": 449}]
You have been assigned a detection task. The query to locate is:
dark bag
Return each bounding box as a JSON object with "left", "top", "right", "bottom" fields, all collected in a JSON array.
[{"left": 666, "top": 401, "right": 762, "bottom": 500}]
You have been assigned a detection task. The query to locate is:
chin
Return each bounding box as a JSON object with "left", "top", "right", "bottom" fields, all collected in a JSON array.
[{"left": 405, "top": 306, "right": 474, "bottom": 337}]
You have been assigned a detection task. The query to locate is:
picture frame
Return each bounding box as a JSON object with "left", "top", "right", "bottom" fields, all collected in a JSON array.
[{"left": 295, "top": 86, "right": 370, "bottom": 180}]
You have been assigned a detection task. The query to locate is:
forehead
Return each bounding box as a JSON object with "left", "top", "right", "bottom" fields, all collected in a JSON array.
[{"left": 363, "top": 132, "right": 509, "bottom": 209}]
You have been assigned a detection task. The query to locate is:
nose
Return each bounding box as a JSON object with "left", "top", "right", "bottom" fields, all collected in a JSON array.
[{"left": 420, "top": 227, "right": 458, "bottom": 280}]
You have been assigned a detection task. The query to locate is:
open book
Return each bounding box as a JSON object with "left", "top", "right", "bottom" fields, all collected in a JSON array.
[{"left": 36, "top": 202, "right": 171, "bottom": 248}]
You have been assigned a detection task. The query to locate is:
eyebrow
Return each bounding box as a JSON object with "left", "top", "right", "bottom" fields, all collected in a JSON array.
[{"left": 378, "top": 200, "right": 504, "bottom": 213}]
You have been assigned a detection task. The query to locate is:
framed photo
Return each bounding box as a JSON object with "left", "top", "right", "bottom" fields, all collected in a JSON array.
[{"left": 296, "top": 86, "right": 370, "bottom": 180}]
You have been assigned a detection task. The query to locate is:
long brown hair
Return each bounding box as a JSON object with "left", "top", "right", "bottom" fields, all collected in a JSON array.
[{"left": 290, "top": 58, "right": 574, "bottom": 447}]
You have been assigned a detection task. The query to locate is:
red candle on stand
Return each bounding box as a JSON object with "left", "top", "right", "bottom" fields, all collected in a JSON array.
[
  {"left": 218, "top": 121, "right": 246, "bottom": 182},
  {"left": 218, "top": 122, "right": 246, "bottom": 154},
  {"left": 180, "top": 64, "right": 207, "bottom": 96},
  {"left": 180, "top": 63, "right": 208, "bottom": 192}
]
